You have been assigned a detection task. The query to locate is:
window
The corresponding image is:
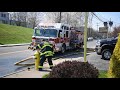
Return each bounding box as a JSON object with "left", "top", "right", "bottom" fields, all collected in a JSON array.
[
  {"left": 34, "top": 29, "right": 57, "bottom": 37},
  {"left": 1, "top": 14, "right": 3, "bottom": 17},
  {"left": 1, "top": 14, "right": 6, "bottom": 17},
  {"left": 61, "top": 26, "right": 64, "bottom": 29},
  {"left": 66, "top": 27, "right": 69, "bottom": 30},
  {"left": 64, "top": 34, "right": 65, "bottom": 37},
  {"left": 4, "top": 14, "right": 6, "bottom": 17},
  {"left": 66, "top": 31, "right": 69, "bottom": 37},
  {"left": 64, "top": 26, "right": 67, "bottom": 30},
  {"left": 70, "top": 27, "right": 74, "bottom": 30},
  {"left": 61, "top": 25, "right": 70, "bottom": 30},
  {"left": 58, "top": 30, "right": 62, "bottom": 37}
]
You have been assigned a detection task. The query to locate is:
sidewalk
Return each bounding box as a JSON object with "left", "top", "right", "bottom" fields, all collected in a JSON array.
[
  {"left": 3, "top": 51, "right": 108, "bottom": 78},
  {"left": 0, "top": 43, "right": 30, "bottom": 47},
  {"left": 3, "top": 54, "right": 84, "bottom": 78}
]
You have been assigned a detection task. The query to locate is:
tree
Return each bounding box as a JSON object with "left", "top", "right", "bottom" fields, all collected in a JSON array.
[
  {"left": 45, "top": 12, "right": 62, "bottom": 23},
  {"left": 111, "top": 26, "right": 120, "bottom": 37},
  {"left": 108, "top": 33, "right": 120, "bottom": 78},
  {"left": 45, "top": 12, "right": 84, "bottom": 27},
  {"left": 62, "top": 12, "right": 84, "bottom": 27},
  {"left": 9, "top": 12, "right": 27, "bottom": 26},
  {"left": 9, "top": 12, "right": 43, "bottom": 28},
  {"left": 27, "top": 12, "right": 43, "bottom": 28}
]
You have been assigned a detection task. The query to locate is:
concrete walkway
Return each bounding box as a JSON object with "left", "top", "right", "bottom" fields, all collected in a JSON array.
[
  {"left": 3, "top": 54, "right": 84, "bottom": 78},
  {"left": 2, "top": 51, "right": 109, "bottom": 78},
  {"left": 0, "top": 43, "right": 30, "bottom": 47}
]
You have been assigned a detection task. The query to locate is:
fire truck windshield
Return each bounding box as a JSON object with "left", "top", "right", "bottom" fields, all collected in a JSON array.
[{"left": 34, "top": 29, "right": 57, "bottom": 37}]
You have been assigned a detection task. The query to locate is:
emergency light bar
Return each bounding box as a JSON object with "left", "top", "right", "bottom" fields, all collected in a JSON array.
[
  {"left": 41, "top": 26, "right": 54, "bottom": 28},
  {"left": 37, "top": 25, "right": 55, "bottom": 29}
]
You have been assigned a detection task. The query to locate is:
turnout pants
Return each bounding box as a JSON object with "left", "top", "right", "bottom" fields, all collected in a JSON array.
[{"left": 39, "top": 55, "right": 53, "bottom": 70}]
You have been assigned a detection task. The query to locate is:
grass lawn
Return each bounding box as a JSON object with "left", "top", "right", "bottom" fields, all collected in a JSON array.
[
  {"left": 99, "top": 70, "right": 108, "bottom": 78},
  {"left": 0, "top": 23, "right": 33, "bottom": 44},
  {"left": 42, "top": 74, "right": 49, "bottom": 78}
]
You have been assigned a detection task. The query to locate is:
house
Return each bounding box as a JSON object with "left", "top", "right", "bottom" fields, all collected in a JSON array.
[{"left": 0, "top": 12, "right": 10, "bottom": 24}]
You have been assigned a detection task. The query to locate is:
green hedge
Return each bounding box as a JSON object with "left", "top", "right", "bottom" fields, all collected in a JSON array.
[{"left": 108, "top": 33, "right": 120, "bottom": 78}]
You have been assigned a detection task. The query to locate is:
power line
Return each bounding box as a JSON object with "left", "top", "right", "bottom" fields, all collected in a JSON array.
[
  {"left": 92, "top": 14, "right": 102, "bottom": 22},
  {"left": 96, "top": 12, "right": 109, "bottom": 21},
  {"left": 91, "top": 12, "right": 105, "bottom": 22},
  {"left": 95, "top": 12, "right": 120, "bottom": 26}
]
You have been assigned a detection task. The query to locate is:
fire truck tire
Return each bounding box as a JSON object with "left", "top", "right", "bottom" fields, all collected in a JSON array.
[{"left": 61, "top": 44, "right": 66, "bottom": 54}]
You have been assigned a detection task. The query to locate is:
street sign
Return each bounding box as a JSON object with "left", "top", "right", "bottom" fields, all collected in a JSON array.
[{"left": 99, "top": 27, "right": 108, "bottom": 33}]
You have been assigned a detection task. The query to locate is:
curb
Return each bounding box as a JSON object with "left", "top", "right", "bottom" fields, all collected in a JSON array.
[
  {"left": 0, "top": 43, "right": 30, "bottom": 47},
  {"left": 2, "top": 49, "right": 94, "bottom": 78},
  {"left": 1, "top": 66, "right": 35, "bottom": 78}
]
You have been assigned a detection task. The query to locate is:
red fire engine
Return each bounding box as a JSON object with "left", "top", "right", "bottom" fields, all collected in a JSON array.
[{"left": 28, "top": 23, "right": 84, "bottom": 53}]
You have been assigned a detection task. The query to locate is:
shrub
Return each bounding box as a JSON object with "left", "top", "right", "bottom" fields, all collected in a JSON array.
[
  {"left": 108, "top": 33, "right": 120, "bottom": 78},
  {"left": 48, "top": 61, "right": 99, "bottom": 78}
]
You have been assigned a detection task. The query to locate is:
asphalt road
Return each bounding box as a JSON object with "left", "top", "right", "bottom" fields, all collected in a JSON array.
[
  {"left": 0, "top": 40, "right": 109, "bottom": 77},
  {"left": 0, "top": 45, "right": 83, "bottom": 77},
  {"left": 0, "top": 45, "right": 35, "bottom": 77},
  {"left": 87, "top": 40, "right": 97, "bottom": 49},
  {"left": 79, "top": 52, "right": 109, "bottom": 70}
]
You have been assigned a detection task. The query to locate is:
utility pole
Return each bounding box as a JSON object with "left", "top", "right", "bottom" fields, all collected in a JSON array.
[
  {"left": 97, "top": 23, "right": 99, "bottom": 32},
  {"left": 66, "top": 13, "right": 69, "bottom": 24},
  {"left": 109, "top": 18, "right": 111, "bottom": 38},
  {"left": 103, "top": 22, "right": 108, "bottom": 39},
  {"left": 58, "top": 12, "right": 62, "bottom": 23},
  {"left": 107, "top": 29, "right": 109, "bottom": 39},
  {"left": 97, "top": 23, "right": 100, "bottom": 38},
  {"left": 108, "top": 18, "right": 113, "bottom": 38},
  {"left": 84, "top": 12, "right": 89, "bottom": 62}
]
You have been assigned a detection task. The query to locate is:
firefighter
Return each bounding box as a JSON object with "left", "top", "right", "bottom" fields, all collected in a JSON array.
[{"left": 38, "top": 39, "right": 54, "bottom": 71}]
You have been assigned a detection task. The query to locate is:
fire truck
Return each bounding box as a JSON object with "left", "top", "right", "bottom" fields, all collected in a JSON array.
[{"left": 28, "top": 23, "right": 84, "bottom": 53}]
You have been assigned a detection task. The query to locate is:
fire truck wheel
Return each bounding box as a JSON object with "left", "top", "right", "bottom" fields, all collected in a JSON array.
[{"left": 61, "top": 44, "right": 66, "bottom": 54}]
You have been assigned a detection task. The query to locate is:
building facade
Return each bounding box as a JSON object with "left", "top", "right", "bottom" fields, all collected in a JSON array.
[{"left": 0, "top": 12, "right": 10, "bottom": 24}]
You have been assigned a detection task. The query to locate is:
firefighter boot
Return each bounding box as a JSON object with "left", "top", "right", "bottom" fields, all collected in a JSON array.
[{"left": 50, "top": 66, "right": 53, "bottom": 69}]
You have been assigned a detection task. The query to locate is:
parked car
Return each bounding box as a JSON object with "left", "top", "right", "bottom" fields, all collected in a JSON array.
[
  {"left": 87, "top": 37, "right": 93, "bottom": 41},
  {"left": 95, "top": 37, "right": 118, "bottom": 60}
]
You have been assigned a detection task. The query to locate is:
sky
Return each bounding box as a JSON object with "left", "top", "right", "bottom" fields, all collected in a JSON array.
[
  {"left": 9, "top": 12, "right": 120, "bottom": 32},
  {"left": 92, "top": 12, "right": 120, "bottom": 32},
  {"left": 41, "top": 12, "right": 120, "bottom": 32}
]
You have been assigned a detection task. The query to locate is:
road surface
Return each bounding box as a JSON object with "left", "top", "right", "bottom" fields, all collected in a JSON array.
[
  {"left": 0, "top": 45, "right": 35, "bottom": 77},
  {"left": 87, "top": 40, "right": 97, "bottom": 49},
  {"left": 0, "top": 45, "right": 83, "bottom": 77},
  {"left": 0, "top": 40, "right": 102, "bottom": 77},
  {"left": 4, "top": 51, "right": 109, "bottom": 78}
]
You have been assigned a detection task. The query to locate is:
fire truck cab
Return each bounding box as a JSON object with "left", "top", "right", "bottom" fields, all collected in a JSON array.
[{"left": 30, "top": 23, "right": 83, "bottom": 53}]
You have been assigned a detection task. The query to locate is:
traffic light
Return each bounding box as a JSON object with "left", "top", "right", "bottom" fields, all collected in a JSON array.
[
  {"left": 104, "top": 22, "right": 108, "bottom": 27},
  {"left": 109, "top": 21, "right": 113, "bottom": 27}
]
